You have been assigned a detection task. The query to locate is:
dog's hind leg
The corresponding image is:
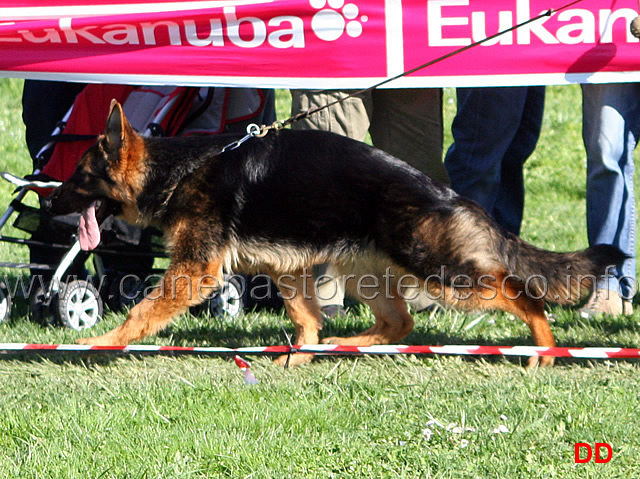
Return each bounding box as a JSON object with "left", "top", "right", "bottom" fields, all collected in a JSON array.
[
  {"left": 488, "top": 292, "right": 556, "bottom": 368},
  {"left": 77, "top": 260, "right": 223, "bottom": 346},
  {"left": 322, "top": 281, "right": 415, "bottom": 346},
  {"left": 271, "top": 269, "right": 323, "bottom": 367},
  {"left": 443, "top": 274, "right": 556, "bottom": 367}
]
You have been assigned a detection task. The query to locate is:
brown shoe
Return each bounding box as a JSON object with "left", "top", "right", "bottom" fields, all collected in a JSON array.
[{"left": 578, "top": 289, "right": 633, "bottom": 318}]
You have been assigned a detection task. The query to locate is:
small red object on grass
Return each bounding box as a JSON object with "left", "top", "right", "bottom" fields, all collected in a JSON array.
[{"left": 234, "top": 355, "right": 259, "bottom": 385}]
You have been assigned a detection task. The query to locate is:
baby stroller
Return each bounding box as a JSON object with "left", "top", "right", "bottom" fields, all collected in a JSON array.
[{"left": 0, "top": 83, "right": 275, "bottom": 328}]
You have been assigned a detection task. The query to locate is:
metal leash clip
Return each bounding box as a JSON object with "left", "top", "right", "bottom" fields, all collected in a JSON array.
[{"left": 221, "top": 123, "right": 263, "bottom": 152}]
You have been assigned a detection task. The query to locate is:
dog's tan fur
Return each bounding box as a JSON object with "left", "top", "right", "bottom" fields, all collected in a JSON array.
[{"left": 47, "top": 101, "right": 626, "bottom": 367}]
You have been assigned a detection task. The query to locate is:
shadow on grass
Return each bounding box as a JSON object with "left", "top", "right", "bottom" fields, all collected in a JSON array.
[
  {"left": 160, "top": 307, "right": 640, "bottom": 369},
  {"left": 0, "top": 350, "right": 123, "bottom": 367},
  {"left": 553, "top": 312, "right": 640, "bottom": 343},
  {"left": 1, "top": 302, "right": 638, "bottom": 369}
]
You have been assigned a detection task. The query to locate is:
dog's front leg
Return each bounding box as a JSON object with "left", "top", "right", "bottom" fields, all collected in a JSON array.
[
  {"left": 270, "top": 268, "right": 323, "bottom": 367},
  {"left": 78, "top": 261, "right": 223, "bottom": 346}
]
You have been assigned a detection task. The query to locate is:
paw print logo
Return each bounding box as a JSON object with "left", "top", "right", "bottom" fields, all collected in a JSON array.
[{"left": 309, "top": 0, "right": 368, "bottom": 41}]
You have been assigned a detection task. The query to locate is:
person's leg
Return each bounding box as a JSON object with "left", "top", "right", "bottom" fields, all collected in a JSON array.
[
  {"left": 368, "top": 88, "right": 448, "bottom": 311},
  {"left": 444, "top": 87, "right": 530, "bottom": 234},
  {"left": 580, "top": 83, "right": 639, "bottom": 314},
  {"left": 290, "top": 90, "right": 371, "bottom": 140},
  {"left": 492, "top": 86, "right": 545, "bottom": 235},
  {"left": 256, "top": 89, "right": 277, "bottom": 125},
  {"left": 290, "top": 90, "right": 373, "bottom": 313},
  {"left": 369, "top": 88, "right": 449, "bottom": 185},
  {"left": 22, "top": 80, "right": 86, "bottom": 165},
  {"left": 22, "top": 81, "right": 87, "bottom": 282}
]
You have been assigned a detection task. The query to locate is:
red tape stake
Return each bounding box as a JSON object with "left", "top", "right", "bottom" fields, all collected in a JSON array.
[
  {"left": 0, "top": 343, "right": 638, "bottom": 359},
  {"left": 234, "top": 355, "right": 259, "bottom": 385}
]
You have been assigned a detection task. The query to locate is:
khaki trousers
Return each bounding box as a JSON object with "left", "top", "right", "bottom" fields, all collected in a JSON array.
[{"left": 290, "top": 88, "right": 448, "bottom": 308}]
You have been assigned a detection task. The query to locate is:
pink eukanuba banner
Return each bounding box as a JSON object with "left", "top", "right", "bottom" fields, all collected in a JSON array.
[{"left": 0, "top": 0, "right": 638, "bottom": 88}]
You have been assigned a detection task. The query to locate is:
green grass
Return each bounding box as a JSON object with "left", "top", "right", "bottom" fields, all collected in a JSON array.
[{"left": 1, "top": 80, "right": 639, "bottom": 478}]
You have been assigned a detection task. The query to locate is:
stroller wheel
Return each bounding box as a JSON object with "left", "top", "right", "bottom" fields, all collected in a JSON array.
[
  {"left": 0, "top": 282, "right": 11, "bottom": 324},
  {"left": 30, "top": 282, "right": 58, "bottom": 326},
  {"left": 58, "top": 280, "right": 103, "bottom": 330},
  {"left": 207, "top": 275, "right": 245, "bottom": 318}
]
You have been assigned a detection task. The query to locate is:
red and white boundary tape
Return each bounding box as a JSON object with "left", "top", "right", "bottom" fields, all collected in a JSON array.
[{"left": 0, "top": 343, "right": 638, "bottom": 360}]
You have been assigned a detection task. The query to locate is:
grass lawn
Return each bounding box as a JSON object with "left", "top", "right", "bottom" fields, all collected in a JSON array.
[{"left": 0, "top": 79, "right": 639, "bottom": 478}]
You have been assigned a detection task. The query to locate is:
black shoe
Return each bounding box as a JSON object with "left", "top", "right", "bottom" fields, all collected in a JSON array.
[{"left": 321, "top": 304, "right": 347, "bottom": 319}]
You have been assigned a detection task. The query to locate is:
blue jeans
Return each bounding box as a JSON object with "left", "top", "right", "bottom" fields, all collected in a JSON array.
[
  {"left": 444, "top": 87, "right": 545, "bottom": 235},
  {"left": 582, "top": 83, "right": 640, "bottom": 299}
]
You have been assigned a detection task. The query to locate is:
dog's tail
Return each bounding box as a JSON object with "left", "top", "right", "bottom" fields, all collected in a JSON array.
[
  {"left": 443, "top": 198, "right": 629, "bottom": 305},
  {"left": 383, "top": 196, "right": 627, "bottom": 305},
  {"left": 505, "top": 237, "right": 628, "bottom": 304},
  {"left": 399, "top": 197, "right": 628, "bottom": 305}
]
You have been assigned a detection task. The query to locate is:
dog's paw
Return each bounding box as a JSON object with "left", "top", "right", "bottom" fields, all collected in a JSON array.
[
  {"left": 274, "top": 353, "right": 314, "bottom": 367},
  {"left": 526, "top": 355, "right": 555, "bottom": 368},
  {"left": 321, "top": 336, "right": 367, "bottom": 345},
  {"left": 76, "top": 335, "right": 118, "bottom": 346}
]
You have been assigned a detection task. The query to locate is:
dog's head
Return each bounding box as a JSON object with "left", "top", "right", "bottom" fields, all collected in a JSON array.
[{"left": 46, "top": 100, "right": 145, "bottom": 250}]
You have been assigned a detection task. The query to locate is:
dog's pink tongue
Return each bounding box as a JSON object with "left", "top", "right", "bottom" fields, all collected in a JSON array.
[{"left": 78, "top": 201, "right": 101, "bottom": 251}]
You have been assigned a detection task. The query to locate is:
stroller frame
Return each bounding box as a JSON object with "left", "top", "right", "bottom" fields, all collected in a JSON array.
[{"left": 0, "top": 84, "right": 265, "bottom": 328}]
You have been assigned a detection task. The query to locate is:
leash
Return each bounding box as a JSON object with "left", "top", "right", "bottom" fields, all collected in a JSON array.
[
  {"left": 220, "top": 123, "right": 264, "bottom": 152},
  {"left": 221, "top": 0, "right": 585, "bottom": 147}
]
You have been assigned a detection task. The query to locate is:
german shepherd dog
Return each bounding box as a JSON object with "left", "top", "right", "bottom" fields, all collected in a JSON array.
[{"left": 47, "top": 101, "right": 625, "bottom": 367}]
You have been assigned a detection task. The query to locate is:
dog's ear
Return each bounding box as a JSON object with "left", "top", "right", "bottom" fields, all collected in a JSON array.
[{"left": 104, "top": 99, "right": 135, "bottom": 152}]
